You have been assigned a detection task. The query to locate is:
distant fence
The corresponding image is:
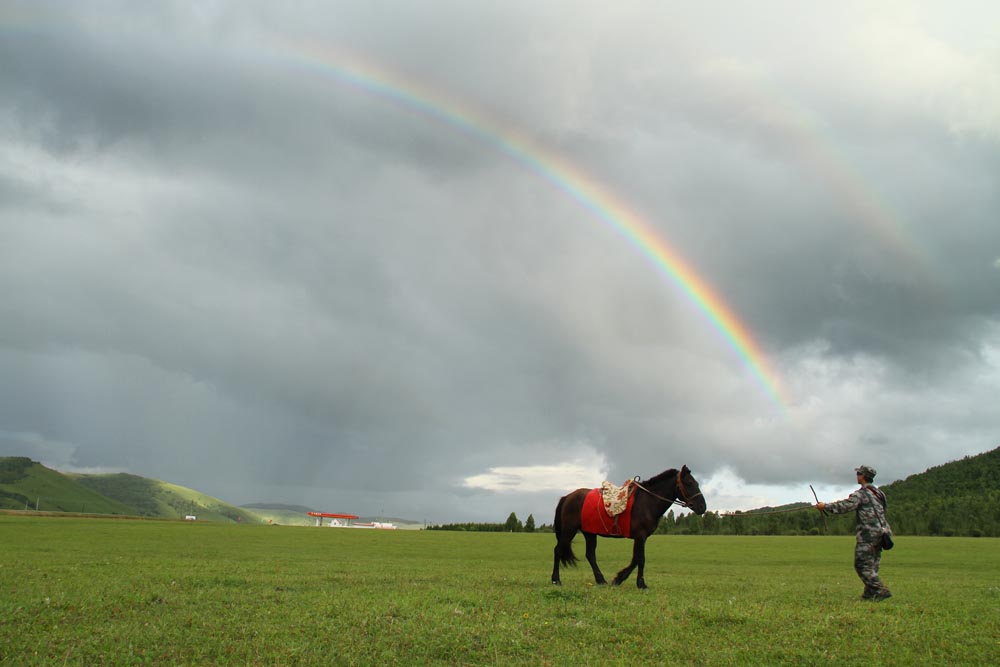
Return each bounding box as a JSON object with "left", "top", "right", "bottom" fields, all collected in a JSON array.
[
  {"left": 3, "top": 496, "right": 128, "bottom": 515},
  {"left": 0, "top": 509, "right": 182, "bottom": 522}
]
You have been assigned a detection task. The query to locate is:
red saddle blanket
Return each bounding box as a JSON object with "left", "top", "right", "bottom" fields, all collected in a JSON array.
[{"left": 581, "top": 487, "right": 634, "bottom": 538}]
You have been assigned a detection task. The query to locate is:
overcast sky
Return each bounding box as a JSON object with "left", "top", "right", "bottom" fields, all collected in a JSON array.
[{"left": 2, "top": 1, "right": 998, "bottom": 524}]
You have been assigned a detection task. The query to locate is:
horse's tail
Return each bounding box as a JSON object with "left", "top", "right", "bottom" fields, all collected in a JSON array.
[{"left": 553, "top": 495, "right": 578, "bottom": 568}]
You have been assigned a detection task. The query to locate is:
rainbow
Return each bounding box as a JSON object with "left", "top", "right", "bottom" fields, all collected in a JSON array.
[
  {"left": 767, "top": 105, "right": 932, "bottom": 275},
  {"left": 282, "top": 43, "right": 787, "bottom": 407},
  {"left": 705, "top": 74, "right": 934, "bottom": 278}
]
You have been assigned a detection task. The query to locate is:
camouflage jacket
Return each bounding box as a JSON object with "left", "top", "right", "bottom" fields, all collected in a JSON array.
[{"left": 825, "top": 484, "right": 891, "bottom": 544}]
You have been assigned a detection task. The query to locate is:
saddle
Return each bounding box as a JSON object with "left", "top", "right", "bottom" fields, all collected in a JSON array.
[
  {"left": 601, "top": 479, "right": 634, "bottom": 516},
  {"left": 581, "top": 479, "right": 636, "bottom": 538}
]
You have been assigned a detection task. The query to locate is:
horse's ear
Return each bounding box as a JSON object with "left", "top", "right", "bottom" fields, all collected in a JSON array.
[{"left": 681, "top": 464, "right": 690, "bottom": 475}]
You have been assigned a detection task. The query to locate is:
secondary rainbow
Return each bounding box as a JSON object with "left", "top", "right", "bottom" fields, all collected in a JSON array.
[{"left": 281, "top": 43, "right": 787, "bottom": 407}]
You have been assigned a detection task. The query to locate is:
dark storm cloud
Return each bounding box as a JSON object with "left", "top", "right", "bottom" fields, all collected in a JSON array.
[{"left": 1, "top": 1, "right": 998, "bottom": 518}]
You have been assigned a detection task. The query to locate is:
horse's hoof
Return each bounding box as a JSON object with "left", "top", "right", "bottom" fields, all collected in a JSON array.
[{"left": 551, "top": 580, "right": 561, "bottom": 585}]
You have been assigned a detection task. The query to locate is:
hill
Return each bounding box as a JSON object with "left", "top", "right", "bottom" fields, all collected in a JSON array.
[
  {"left": 880, "top": 446, "right": 1000, "bottom": 536},
  {"left": 0, "top": 457, "right": 267, "bottom": 523},
  {"left": 882, "top": 446, "right": 1000, "bottom": 500},
  {"left": 240, "top": 503, "right": 316, "bottom": 526},
  {"left": 72, "top": 472, "right": 265, "bottom": 524},
  {"left": 0, "top": 457, "right": 136, "bottom": 515}
]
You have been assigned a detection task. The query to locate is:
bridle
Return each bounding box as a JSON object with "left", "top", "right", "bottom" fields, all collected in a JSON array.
[
  {"left": 675, "top": 470, "right": 704, "bottom": 508},
  {"left": 632, "top": 470, "right": 703, "bottom": 510}
]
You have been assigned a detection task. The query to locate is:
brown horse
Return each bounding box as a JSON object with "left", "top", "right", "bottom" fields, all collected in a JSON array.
[{"left": 551, "top": 465, "right": 706, "bottom": 589}]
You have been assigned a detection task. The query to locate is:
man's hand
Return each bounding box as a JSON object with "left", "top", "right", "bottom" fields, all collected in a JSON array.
[{"left": 815, "top": 502, "right": 826, "bottom": 512}]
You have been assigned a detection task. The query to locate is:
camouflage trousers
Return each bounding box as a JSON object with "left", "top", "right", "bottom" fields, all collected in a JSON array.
[{"left": 854, "top": 541, "right": 889, "bottom": 596}]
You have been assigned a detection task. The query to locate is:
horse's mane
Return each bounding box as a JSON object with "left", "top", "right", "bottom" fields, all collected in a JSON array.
[{"left": 640, "top": 468, "right": 679, "bottom": 486}]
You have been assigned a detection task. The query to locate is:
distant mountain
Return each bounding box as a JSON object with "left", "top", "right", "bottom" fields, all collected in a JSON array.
[
  {"left": 0, "top": 457, "right": 136, "bottom": 515},
  {"left": 732, "top": 501, "right": 812, "bottom": 514}
]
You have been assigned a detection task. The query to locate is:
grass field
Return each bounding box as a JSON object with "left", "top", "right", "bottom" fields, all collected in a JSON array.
[{"left": 1, "top": 515, "right": 997, "bottom": 666}]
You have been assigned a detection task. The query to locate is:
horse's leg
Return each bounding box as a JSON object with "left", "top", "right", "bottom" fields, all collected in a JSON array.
[
  {"left": 583, "top": 532, "right": 607, "bottom": 584},
  {"left": 633, "top": 536, "right": 649, "bottom": 589},
  {"left": 551, "top": 538, "right": 563, "bottom": 585},
  {"left": 612, "top": 536, "right": 647, "bottom": 588}
]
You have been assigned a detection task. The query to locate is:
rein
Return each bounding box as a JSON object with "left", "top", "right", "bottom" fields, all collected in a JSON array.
[
  {"left": 719, "top": 505, "right": 811, "bottom": 517},
  {"left": 720, "top": 484, "right": 829, "bottom": 518}
]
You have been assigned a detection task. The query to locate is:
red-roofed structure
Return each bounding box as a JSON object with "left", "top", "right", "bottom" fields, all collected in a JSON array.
[{"left": 307, "top": 511, "right": 359, "bottom": 527}]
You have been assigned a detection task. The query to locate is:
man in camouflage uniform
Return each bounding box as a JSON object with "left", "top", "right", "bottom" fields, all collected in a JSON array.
[{"left": 815, "top": 465, "right": 892, "bottom": 601}]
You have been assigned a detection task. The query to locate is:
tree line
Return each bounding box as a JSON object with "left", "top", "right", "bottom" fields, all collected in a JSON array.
[
  {"left": 653, "top": 491, "right": 1000, "bottom": 537},
  {"left": 428, "top": 512, "right": 540, "bottom": 532},
  {"left": 430, "top": 447, "right": 1000, "bottom": 537}
]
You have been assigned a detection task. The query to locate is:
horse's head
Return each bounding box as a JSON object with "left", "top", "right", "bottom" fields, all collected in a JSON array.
[{"left": 678, "top": 465, "right": 707, "bottom": 515}]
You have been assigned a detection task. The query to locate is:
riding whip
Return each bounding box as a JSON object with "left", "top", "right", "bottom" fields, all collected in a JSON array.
[{"left": 810, "top": 484, "right": 828, "bottom": 531}]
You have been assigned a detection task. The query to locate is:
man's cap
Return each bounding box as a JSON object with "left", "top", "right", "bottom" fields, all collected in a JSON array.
[{"left": 855, "top": 465, "right": 877, "bottom": 479}]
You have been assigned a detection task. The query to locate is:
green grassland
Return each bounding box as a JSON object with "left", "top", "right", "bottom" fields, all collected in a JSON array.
[{"left": 1, "top": 516, "right": 997, "bottom": 666}]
